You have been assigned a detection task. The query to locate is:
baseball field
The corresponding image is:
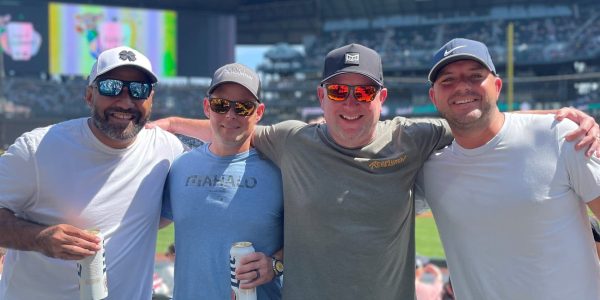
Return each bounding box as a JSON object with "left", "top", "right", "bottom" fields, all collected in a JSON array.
[{"left": 156, "top": 211, "right": 446, "bottom": 258}]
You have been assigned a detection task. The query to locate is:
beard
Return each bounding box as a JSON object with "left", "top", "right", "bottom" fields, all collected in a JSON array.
[{"left": 91, "top": 106, "right": 149, "bottom": 141}]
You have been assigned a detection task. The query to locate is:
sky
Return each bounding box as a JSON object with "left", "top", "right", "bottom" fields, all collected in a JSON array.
[
  {"left": 235, "top": 45, "right": 271, "bottom": 70},
  {"left": 235, "top": 44, "right": 305, "bottom": 70}
]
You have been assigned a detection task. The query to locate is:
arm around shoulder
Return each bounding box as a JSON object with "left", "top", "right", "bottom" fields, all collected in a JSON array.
[{"left": 149, "top": 117, "right": 213, "bottom": 142}]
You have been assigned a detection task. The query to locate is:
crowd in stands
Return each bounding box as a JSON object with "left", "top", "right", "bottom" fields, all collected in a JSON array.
[
  {"left": 303, "top": 3, "right": 600, "bottom": 70},
  {"left": 0, "top": 76, "right": 209, "bottom": 120}
]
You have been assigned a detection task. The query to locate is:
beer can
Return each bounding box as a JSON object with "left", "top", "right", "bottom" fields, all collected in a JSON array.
[
  {"left": 230, "top": 241, "right": 257, "bottom": 300},
  {"left": 77, "top": 229, "right": 108, "bottom": 300}
]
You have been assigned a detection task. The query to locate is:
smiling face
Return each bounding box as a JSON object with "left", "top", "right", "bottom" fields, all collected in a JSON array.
[
  {"left": 85, "top": 66, "right": 153, "bottom": 149},
  {"left": 318, "top": 73, "right": 388, "bottom": 149},
  {"left": 203, "top": 82, "right": 264, "bottom": 156},
  {"left": 429, "top": 60, "right": 502, "bottom": 131}
]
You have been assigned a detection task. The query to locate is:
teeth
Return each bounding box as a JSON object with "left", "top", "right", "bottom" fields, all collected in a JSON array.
[
  {"left": 111, "top": 112, "right": 133, "bottom": 120},
  {"left": 341, "top": 115, "right": 360, "bottom": 120},
  {"left": 455, "top": 99, "right": 475, "bottom": 104}
]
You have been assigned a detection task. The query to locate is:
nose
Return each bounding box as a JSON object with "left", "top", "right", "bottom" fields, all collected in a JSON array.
[
  {"left": 344, "top": 91, "right": 361, "bottom": 105},
  {"left": 224, "top": 105, "right": 238, "bottom": 118},
  {"left": 112, "top": 86, "right": 136, "bottom": 108},
  {"left": 456, "top": 76, "right": 474, "bottom": 91}
]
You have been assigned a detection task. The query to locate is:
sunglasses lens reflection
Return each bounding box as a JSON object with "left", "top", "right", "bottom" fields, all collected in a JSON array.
[
  {"left": 209, "top": 98, "right": 257, "bottom": 116},
  {"left": 325, "top": 84, "right": 378, "bottom": 102},
  {"left": 97, "top": 79, "right": 151, "bottom": 100},
  {"left": 326, "top": 84, "right": 349, "bottom": 101},
  {"left": 354, "top": 86, "right": 378, "bottom": 102}
]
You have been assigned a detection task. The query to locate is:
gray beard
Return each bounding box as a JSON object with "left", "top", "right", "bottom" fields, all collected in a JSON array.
[{"left": 91, "top": 107, "right": 149, "bottom": 141}]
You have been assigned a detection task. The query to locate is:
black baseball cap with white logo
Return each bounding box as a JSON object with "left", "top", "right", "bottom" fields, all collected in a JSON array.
[
  {"left": 321, "top": 43, "right": 384, "bottom": 86},
  {"left": 428, "top": 38, "right": 497, "bottom": 83}
]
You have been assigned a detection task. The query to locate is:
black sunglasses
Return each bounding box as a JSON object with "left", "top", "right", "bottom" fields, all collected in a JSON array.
[
  {"left": 208, "top": 97, "right": 258, "bottom": 117},
  {"left": 96, "top": 78, "right": 153, "bottom": 100}
]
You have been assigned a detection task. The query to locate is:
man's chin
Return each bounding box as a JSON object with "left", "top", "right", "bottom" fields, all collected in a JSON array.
[{"left": 100, "top": 123, "right": 143, "bottom": 141}]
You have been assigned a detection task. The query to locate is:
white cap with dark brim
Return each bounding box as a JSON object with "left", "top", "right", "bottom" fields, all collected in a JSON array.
[{"left": 88, "top": 46, "right": 158, "bottom": 85}]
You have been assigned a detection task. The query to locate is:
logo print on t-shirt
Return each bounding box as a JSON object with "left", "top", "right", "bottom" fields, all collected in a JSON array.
[{"left": 368, "top": 154, "right": 408, "bottom": 169}]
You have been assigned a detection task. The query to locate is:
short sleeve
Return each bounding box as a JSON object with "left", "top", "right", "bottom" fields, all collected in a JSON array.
[
  {"left": 253, "top": 120, "right": 306, "bottom": 166},
  {"left": 558, "top": 120, "right": 600, "bottom": 203},
  {"left": 0, "top": 134, "right": 38, "bottom": 212}
]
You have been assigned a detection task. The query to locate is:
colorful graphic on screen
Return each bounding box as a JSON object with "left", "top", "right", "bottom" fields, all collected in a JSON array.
[
  {"left": 0, "top": 15, "right": 43, "bottom": 61},
  {"left": 49, "top": 2, "right": 176, "bottom": 78}
]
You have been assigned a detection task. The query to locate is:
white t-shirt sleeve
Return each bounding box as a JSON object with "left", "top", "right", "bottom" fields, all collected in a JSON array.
[
  {"left": 558, "top": 120, "right": 600, "bottom": 203},
  {"left": 0, "top": 134, "right": 37, "bottom": 212}
]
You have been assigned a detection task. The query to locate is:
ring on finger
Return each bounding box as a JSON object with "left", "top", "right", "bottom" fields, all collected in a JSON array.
[{"left": 254, "top": 269, "right": 260, "bottom": 280}]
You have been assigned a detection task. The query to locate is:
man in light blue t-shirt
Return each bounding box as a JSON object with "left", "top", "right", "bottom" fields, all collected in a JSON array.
[{"left": 161, "top": 63, "right": 283, "bottom": 299}]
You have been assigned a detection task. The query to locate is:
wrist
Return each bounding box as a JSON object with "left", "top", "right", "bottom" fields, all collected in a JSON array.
[{"left": 271, "top": 256, "right": 283, "bottom": 277}]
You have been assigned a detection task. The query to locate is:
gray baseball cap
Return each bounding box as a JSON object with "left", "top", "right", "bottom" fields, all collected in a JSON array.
[
  {"left": 88, "top": 46, "right": 158, "bottom": 85},
  {"left": 428, "top": 38, "right": 497, "bottom": 83},
  {"left": 321, "top": 43, "right": 384, "bottom": 86},
  {"left": 207, "top": 63, "right": 261, "bottom": 102}
]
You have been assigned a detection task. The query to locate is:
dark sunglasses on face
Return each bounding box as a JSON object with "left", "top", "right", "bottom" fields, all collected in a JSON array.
[
  {"left": 323, "top": 83, "right": 380, "bottom": 102},
  {"left": 96, "top": 78, "right": 153, "bottom": 100},
  {"left": 208, "top": 97, "right": 258, "bottom": 117}
]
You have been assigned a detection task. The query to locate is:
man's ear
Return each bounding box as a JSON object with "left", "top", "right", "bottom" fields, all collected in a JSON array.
[
  {"left": 378, "top": 88, "right": 388, "bottom": 105},
  {"left": 428, "top": 87, "right": 437, "bottom": 106},
  {"left": 203, "top": 97, "right": 211, "bottom": 119},
  {"left": 84, "top": 86, "right": 93, "bottom": 107},
  {"left": 495, "top": 77, "right": 503, "bottom": 94},
  {"left": 317, "top": 86, "right": 325, "bottom": 106},
  {"left": 255, "top": 103, "right": 265, "bottom": 122}
]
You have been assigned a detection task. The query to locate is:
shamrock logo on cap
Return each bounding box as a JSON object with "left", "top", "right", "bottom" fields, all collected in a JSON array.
[{"left": 119, "top": 50, "right": 137, "bottom": 62}]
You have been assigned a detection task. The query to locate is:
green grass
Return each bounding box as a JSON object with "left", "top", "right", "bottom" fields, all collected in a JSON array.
[
  {"left": 415, "top": 214, "right": 446, "bottom": 258},
  {"left": 156, "top": 215, "right": 445, "bottom": 258},
  {"left": 157, "top": 224, "right": 175, "bottom": 255}
]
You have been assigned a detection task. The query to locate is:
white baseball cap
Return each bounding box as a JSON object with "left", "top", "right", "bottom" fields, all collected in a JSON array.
[{"left": 88, "top": 46, "right": 158, "bottom": 86}]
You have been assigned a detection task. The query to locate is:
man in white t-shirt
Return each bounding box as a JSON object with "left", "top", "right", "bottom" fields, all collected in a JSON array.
[
  {"left": 0, "top": 46, "right": 185, "bottom": 299},
  {"left": 419, "top": 38, "right": 600, "bottom": 299}
]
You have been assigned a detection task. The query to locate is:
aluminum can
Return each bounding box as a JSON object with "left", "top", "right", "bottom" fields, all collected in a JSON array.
[
  {"left": 230, "top": 241, "right": 257, "bottom": 300},
  {"left": 77, "top": 229, "right": 108, "bottom": 300}
]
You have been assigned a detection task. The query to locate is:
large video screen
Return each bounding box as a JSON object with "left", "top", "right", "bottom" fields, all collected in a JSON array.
[
  {"left": 0, "top": 3, "right": 48, "bottom": 75},
  {"left": 49, "top": 2, "right": 176, "bottom": 78}
]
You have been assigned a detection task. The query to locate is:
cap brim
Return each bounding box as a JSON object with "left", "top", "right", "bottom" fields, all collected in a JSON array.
[
  {"left": 428, "top": 54, "right": 493, "bottom": 83},
  {"left": 93, "top": 64, "right": 158, "bottom": 85},
  {"left": 321, "top": 70, "right": 383, "bottom": 86}
]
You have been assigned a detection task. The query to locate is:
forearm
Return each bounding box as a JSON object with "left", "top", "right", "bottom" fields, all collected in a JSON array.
[
  {"left": 272, "top": 248, "right": 283, "bottom": 260},
  {"left": 168, "top": 117, "right": 212, "bottom": 141},
  {"left": 588, "top": 197, "right": 600, "bottom": 220},
  {"left": 0, "top": 208, "right": 44, "bottom": 251}
]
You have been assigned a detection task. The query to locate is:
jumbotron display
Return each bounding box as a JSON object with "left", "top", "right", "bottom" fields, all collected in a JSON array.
[{"left": 48, "top": 2, "right": 177, "bottom": 78}]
